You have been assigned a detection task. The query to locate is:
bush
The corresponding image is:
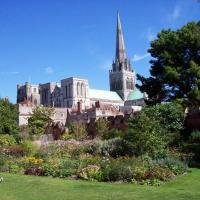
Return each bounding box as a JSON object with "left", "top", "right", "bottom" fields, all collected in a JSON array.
[
  {"left": 152, "top": 157, "right": 188, "bottom": 175},
  {"left": 61, "top": 133, "right": 75, "bottom": 140},
  {"left": 20, "top": 140, "right": 38, "bottom": 156},
  {"left": 182, "top": 143, "right": 200, "bottom": 167},
  {"left": 78, "top": 165, "right": 102, "bottom": 181},
  {"left": 95, "top": 118, "right": 109, "bottom": 138},
  {"left": 42, "top": 158, "right": 79, "bottom": 178},
  {"left": 68, "top": 123, "right": 87, "bottom": 140},
  {"left": 190, "top": 130, "right": 200, "bottom": 143},
  {"left": 0, "top": 135, "right": 16, "bottom": 147},
  {"left": 146, "top": 165, "right": 175, "bottom": 181},
  {"left": 85, "top": 138, "right": 134, "bottom": 158},
  {"left": 103, "top": 129, "right": 123, "bottom": 140},
  {"left": 143, "top": 103, "right": 184, "bottom": 134},
  {"left": 100, "top": 160, "right": 134, "bottom": 182},
  {"left": 124, "top": 112, "right": 169, "bottom": 158},
  {"left": 6, "top": 145, "right": 25, "bottom": 157}
]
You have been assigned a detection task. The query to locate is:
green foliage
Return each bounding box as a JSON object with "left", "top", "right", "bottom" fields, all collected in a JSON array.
[
  {"left": 0, "top": 98, "right": 19, "bottom": 138},
  {"left": 190, "top": 130, "right": 200, "bottom": 143},
  {"left": 152, "top": 157, "right": 188, "bottom": 175},
  {"left": 103, "top": 163, "right": 133, "bottom": 182},
  {"left": 124, "top": 111, "right": 168, "bottom": 158},
  {"left": 102, "top": 128, "right": 123, "bottom": 140},
  {"left": 0, "top": 134, "right": 16, "bottom": 147},
  {"left": 78, "top": 165, "right": 102, "bottom": 181},
  {"left": 20, "top": 140, "right": 38, "bottom": 156},
  {"left": 182, "top": 143, "right": 200, "bottom": 167},
  {"left": 28, "top": 106, "right": 54, "bottom": 135},
  {"left": 95, "top": 118, "right": 109, "bottom": 138},
  {"left": 61, "top": 133, "right": 76, "bottom": 140},
  {"left": 85, "top": 138, "right": 134, "bottom": 158},
  {"left": 68, "top": 122, "right": 87, "bottom": 140},
  {"left": 143, "top": 103, "right": 184, "bottom": 134},
  {"left": 137, "top": 21, "right": 200, "bottom": 107}
]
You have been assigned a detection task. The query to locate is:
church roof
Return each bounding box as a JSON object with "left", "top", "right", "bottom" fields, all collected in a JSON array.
[
  {"left": 89, "top": 89, "right": 123, "bottom": 102},
  {"left": 127, "top": 88, "right": 144, "bottom": 100}
]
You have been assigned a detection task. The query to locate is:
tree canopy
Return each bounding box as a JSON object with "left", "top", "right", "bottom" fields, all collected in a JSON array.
[
  {"left": 137, "top": 21, "right": 200, "bottom": 107},
  {"left": 28, "top": 106, "right": 54, "bottom": 135},
  {"left": 0, "top": 98, "right": 19, "bottom": 138}
]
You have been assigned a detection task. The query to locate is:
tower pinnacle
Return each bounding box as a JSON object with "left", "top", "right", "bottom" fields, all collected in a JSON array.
[{"left": 116, "top": 12, "right": 127, "bottom": 62}]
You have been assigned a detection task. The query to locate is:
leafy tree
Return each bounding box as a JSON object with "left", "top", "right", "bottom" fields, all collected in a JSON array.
[
  {"left": 0, "top": 98, "right": 19, "bottom": 138},
  {"left": 143, "top": 103, "right": 184, "bottom": 135},
  {"left": 103, "top": 128, "right": 123, "bottom": 140},
  {"left": 68, "top": 122, "right": 87, "bottom": 140},
  {"left": 28, "top": 106, "right": 54, "bottom": 135},
  {"left": 95, "top": 118, "right": 109, "bottom": 138},
  {"left": 137, "top": 21, "right": 200, "bottom": 107},
  {"left": 124, "top": 111, "right": 169, "bottom": 158}
]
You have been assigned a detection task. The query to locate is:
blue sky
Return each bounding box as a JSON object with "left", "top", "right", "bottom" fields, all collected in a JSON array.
[{"left": 0, "top": 0, "right": 199, "bottom": 103}]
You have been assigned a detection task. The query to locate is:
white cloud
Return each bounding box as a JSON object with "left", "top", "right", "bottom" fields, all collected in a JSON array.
[
  {"left": 45, "top": 67, "right": 54, "bottom": 74},
  {"left": 172, "top": 5, "right": 181, "bottom": 20},
  {"left": 132, "top": 53, "right": 150, "bottom": 62},
  {"left": 0, "top": 71, "right": 19, "bottom": 75},
  {"left": 147, "top": 27, "right": 156, "bottom": 42}
]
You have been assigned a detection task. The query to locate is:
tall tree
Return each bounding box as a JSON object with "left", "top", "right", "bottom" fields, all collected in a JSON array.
[
  {"left": 0, "top": 98, "right": 19, "bottom": 137},
  {"left": 137, "top": 21, "right": 200, "bottom": 107},
  {"left": 28, "top": 106, "right": 54, "bottom": 135}
]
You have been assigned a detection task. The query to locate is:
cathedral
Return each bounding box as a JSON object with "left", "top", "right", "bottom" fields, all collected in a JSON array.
[{"left": 17, "top": 13, "right": 145, "bottom": 117}]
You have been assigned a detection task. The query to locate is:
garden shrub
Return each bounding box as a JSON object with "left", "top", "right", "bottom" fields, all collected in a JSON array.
[
  {"left": 78, "top": 165, "right": 102, "bottom": 181},
  {"left": 95, "top": 118, "right": 109, "bottom": 138},
  {"left": 190, "top": 130, "right": 200, "bottom": 143},
  {"left": 146, "top": 165, "right": 175, "bottom": 181},
  {"left": 124, "top": 112, "right": 169, "bottom": 158},
  {"left": 101, "top": 138, "right": 134, "bottom": 158},
  {"left": 68, "top": 122, "right": 87, "bottom": 140},
  {"left": 6, "top": 145, "right": 25, "bottom": 157},
  {"left": 0, "top": 135, "right": 16, "bottom": 147},
  {"left": 21, "top": 140, "right": 38, "bottom": 156},
  {"left": 182, "top": 143, "right": 200, "bottom": 167},
  {"left": 152, "top": 156, "right": 188, "bottom": 175},
  {"left": 8, "top": 161, "right": 24, "bottom": 174},
  {"left": 85, "top": 138, "right": 134, "bottom": 158},
  {"left": 61, "top": 133, "right": 76, "bottom": 140},
  {"left": 102, "top": 129, "right": 123, "bottom": 140}
]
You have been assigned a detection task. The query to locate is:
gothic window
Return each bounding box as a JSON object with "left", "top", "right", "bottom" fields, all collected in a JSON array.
[
  {"left": 131, "top": 79, "right": 134, "bottom": 89},
  {"left": 119, "top": 63, "right": 122, "bottom": 71},
  {"left": 65, "top": 85, "right": 68, "bottom": 98},
  {"left": 77, "top": 82, "right": 80, "bottom": 97},
  {"left": 69, "top": 84, "right": 71, "bottom": 98},
  {"left": 126, "top": 78, "right": 129, "bottom": 89},
  {"left": 81, "top": 83, "right": 84, "bottom": 97}
]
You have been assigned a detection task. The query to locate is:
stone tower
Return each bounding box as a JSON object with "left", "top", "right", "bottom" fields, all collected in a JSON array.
[{"left": 109, "top": 13, "right": 136, "bottom": 101}]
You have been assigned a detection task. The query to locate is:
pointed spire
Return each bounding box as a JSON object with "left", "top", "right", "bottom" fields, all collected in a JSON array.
[{"left": 116, "top": 12, "right": 127, "bottom": 62}]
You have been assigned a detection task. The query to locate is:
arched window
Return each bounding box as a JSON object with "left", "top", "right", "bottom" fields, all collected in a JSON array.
[
  {"left": 126, "top": 78, "right": 129, "bottom": 89},
  {"left": 77, "top": 82, "right": 80, "bottom": 97},
  {"left": 130, "top": 79, "right": 134, "bottom": 89},
  {"left": 69, "top": 84, "right": 71, "bottom": 98},
  {"left": 65, "top": 85, "right": 68, "bottom": 97},
  {"left": 81, "top": 83, "right": 84, "bottom": 97}
]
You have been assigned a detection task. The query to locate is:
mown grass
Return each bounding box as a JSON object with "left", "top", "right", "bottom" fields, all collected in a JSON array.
[{"left": 0, "top": 169, "right": 200, "bottom": 200}]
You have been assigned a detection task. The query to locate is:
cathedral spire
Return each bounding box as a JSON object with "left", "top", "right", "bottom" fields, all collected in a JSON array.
[{"left": 116, "top": 12, "right": 127, "bottom": 62}]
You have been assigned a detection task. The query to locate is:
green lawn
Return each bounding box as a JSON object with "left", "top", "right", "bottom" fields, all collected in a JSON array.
[{"left": 0, "top": 169, "right": 200, "bottom": 200}]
